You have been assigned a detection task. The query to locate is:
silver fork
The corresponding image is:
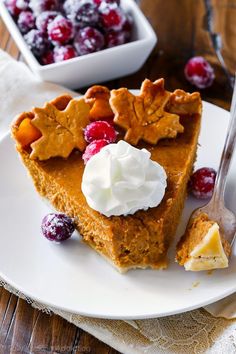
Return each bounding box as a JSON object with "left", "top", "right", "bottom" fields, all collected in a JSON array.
[{"left": 189, "top": 82, "right": 236, "bottom": 246}]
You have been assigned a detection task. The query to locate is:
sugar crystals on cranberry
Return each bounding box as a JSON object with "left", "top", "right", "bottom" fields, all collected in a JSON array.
[
  {"left": 17, "top": 10, "right": 35, "bottom": 34},
  {"left": 189, "top": 167, "right": 216, "bottom": 199},
  {"left": 184, "top": 56, "right": 215, "bottom": 89},
  {"left": 35, "top": 10, "right": 58, "bottom": 32},
  {"left": 24, "top": 29, "right": 49, "bottom": 57},
  {"left": 4, "top": 0, "right": 21, "bottom": 17},
  {"left": 48, "top": 15, "right": 74, "bottom": 44},
  {"left": 41, "top": 50, "right": 54, "bottom": 64},
  {"left": 16, "top": 0, "right": 30, "bottom": 11},
  {"left": 105, "top": 30, "right": 125, "bottom": 48},
  {"left": 5, "top": 0, "right": 134, "bottom": 64},
  {"left": 53, "top": 45, "right": 78, "bottom": 62},
  {"left": 64, "top": 0, "right": 99, "bottom": 27},
  {"left": 99, "top": 3, "right": 126, "bottom": 32},
  {"left": 74, "top": 26, "right": 105, "bottom": 55},
  {"left": 41, "top": 213, "right": 75, "bottom": 242},
  {"left": 29, "top": 0, "right": 59, "bottom": 15}
]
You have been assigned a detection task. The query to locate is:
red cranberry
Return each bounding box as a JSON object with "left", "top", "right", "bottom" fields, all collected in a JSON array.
[
  {"left": 17, "top": 10, "right": 35, "bottom": 34},
  {"left": 29, "top": 0, "right": 58, "bottom": 15},
  {"left": 74, "top": 27, "right": 105, "bottom": 55},
  {"left": 189, "top": 167, "right": 216, "bottom": 199},
  {"left": 24, "top": 29, "right": 49, "bottom": 57},
  {"left": 84, "top": 121, "right": 117, "bottom": 143},
  {"left": 4, "top": 0, "right": 21, "bottom": 17},
  {"left": 122, "top": 13, "right": 133, "bottom": 41},
  {"left": 82, "top": 139, "right": 109, "bottom": 164},
  {"left": 16, "top": 0, "right": 29, "bottom": 10},
  {"left": 105, "top": 30, "right": 126, "bottom": 48},
  {"left": 35, "top": 11, "right": 58, "bottom": 32},
  {"left": 99, "top": 4, "right": 126, "bottom": 31},
  {"left": 184, "top": 56, "right": 215, "bottom": 89},
  {"left": 48, "top": 15, "right": 74, "bottom": 44},
  {"left": 40, "top": 50, "right": 54, "bottom": 65},
  {"left": 64, "top": 0, "right": 99, "bottom": 26},
  {"left": 41, "top": 213, "right": 75, "bottom": 242},
  {"left": 94, "top": 0, "right": 120, "bottom": 4},
  {"left": 53, "top": 45, "right": 77, "bottom": 62}
]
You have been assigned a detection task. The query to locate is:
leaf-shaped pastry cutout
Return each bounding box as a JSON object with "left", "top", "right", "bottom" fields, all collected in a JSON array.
[
  {"left": 168, "top": 89, "right": 202, "bottom": 115},
  {"left": 30, "top": 96, "right": 90, "bottom": 160},
  {"left": 110, "top": 79, "right": 184, "bottom": 146}
]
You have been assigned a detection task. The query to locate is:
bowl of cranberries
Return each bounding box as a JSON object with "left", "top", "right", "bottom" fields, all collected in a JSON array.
[{"left": 0, "top": 0, "right": 157, "bottom": 89}]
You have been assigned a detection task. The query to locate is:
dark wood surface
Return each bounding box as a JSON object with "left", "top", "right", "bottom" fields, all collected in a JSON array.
[{"left": 0, "top": 1, "right": 234, "bottom": 353}]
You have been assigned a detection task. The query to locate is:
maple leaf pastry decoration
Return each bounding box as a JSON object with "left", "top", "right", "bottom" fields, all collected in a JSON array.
[
  {"left": 110, "top": 78, "right": 197, "bottom": 146},
  {"left": 29, "top": 95, "right": 91, "bottom": 160}
]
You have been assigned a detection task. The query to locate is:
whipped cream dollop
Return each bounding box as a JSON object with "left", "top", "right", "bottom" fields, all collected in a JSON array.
[{"left": 81, "top": 140, "right": 167, "bottom": 217}]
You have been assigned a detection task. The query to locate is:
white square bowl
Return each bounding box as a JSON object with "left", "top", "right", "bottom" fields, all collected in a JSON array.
[{"left": 0, "top": 0, "right": 157, "bottom": 89}]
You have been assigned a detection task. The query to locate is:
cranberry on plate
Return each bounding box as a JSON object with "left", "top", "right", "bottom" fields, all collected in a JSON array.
[
  {"left": 74, "top": 26, "right": 105, "bottom": 55},
  {"left": 189, "top": 167, "right": 217, "bottom": 199},
  {"left": 41, "top": 213, "right": 75, "bottom": 242}
]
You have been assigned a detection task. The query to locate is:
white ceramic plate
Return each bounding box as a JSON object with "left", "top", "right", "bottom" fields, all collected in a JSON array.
[{"left": 0, "top": 101, "right": 235, "bottom": 319}]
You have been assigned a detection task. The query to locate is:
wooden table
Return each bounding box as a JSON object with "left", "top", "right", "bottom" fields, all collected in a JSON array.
[{"left": 0, "top": 1, "right": 234, "bottom": 352}]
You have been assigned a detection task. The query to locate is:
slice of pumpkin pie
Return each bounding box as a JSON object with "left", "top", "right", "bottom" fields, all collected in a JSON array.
[
  {"left": 11, "top": 79, "right": 202, "bottom": 272},
  {"left": 176, "top": 213, "right": 231, "bottom": 271}
]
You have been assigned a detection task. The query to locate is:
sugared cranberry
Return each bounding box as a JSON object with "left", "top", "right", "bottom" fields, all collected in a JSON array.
[
  {"left": 41, "top": 213, "right": 75, "bottom": 242},
  {"left": 99, "top": 5, "right": 126, "bottom": 31},
  {"left": 24, "top": 29, "right": 49, "bottom": 57},
  {"left": 189, "top": 167, "right": 216, "bottom": 199},
  {"left": 16, "top": 0, "right": 29, "bottom": 10},
  {"left": 74, "top": 27, "right": 104, "bottom": 55},
  {"left": 40, "top": 50, "right": 54, "bottom": 65},
  {"left": 105, "top": 30, "right": 125, "bottom": 48},
  {"left": 184, "top": 56, "right": 215, "bottom": 89},
  {"left": 4, "top": 0, "right": 21, "bottom": 17},
  {"left": 53, "top": 45, "right": 77, "bottom": 62},
  {"left": 17, "top": 11, "right": 35, "bottom": 34},
  {"left": 122, "top": 13, "right": 133, "bottom": 41},
  {"left": 35, "top": 11, "right": 58, "bottom": 32},
  {"left": 84, "top": 121, "right": 117, "bottom": 143},
  {"left": 94, "top": 0, "right": 120, "bottom": 5},
  {"left": 29, "top": 0, "right": 58, "bottom": 15},
  {"left": 48, "top": 15, "right": 74, "bottom": 44},
  {"left": 64, "top": 0, "right": 99, "bottom": 27},
  {"left": 82, "top": 139, "right": 109, "bottom": 164}
]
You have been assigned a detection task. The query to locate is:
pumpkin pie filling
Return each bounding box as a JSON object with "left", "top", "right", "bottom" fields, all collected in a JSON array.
[
  {"left": 11, "top": 79, "right": 202, "bottom": 272},
  {"left": 176, "top": 213, "right": 231, "bottom": 271}
]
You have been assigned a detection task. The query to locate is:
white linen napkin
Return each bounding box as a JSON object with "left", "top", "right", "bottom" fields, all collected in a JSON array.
[
  {"left": 0, "top": 49, "right": 236, "bottom": 354},
  {"left": 0, "top": 50, "right": 76, "bottom": 138}
]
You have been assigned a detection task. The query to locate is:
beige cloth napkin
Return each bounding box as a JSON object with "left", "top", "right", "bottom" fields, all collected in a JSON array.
[{"left": 0, "top": 50, "right": 236, "bottom": 354}]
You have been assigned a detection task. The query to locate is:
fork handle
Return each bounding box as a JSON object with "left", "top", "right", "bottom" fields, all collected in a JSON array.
[{"left": 212, "top": 81, "right": 236, "bottom": 203}]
